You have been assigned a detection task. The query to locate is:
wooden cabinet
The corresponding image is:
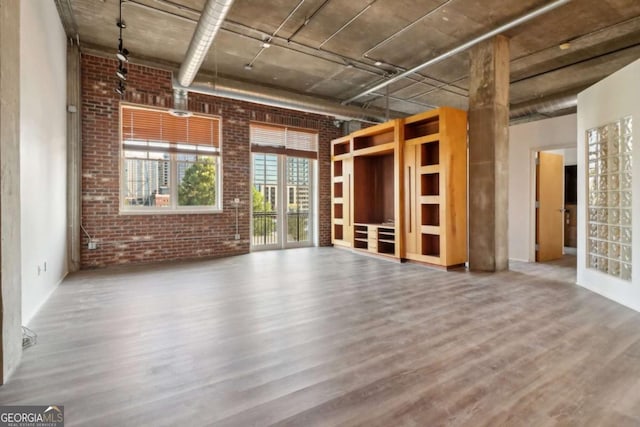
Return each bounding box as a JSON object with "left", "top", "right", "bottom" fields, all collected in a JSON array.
[
  {"left": 403, "top": 107, "right": 467, "bottom": 267},
  {"left": 331, "top": 107, "right": 466, "bottom": 268},
  {"left": 331, "top": 136, "right": 353, "bottom": 247},
  {"left": 351, "top": 120, "right": 402, "bottom": 260}
]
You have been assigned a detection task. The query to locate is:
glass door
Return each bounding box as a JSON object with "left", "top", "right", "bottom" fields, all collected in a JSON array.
[
  {"left": 286, "top": 157, "right": 312, "bottom": 246},
  {"left": 251, "top": 153, "right": 315, "bottom": 250},
  {"left": 252, "top": 153, "right": 280, "bottom": 249}
]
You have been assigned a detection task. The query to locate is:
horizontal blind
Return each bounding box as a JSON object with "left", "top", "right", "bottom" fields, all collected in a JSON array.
[
  {"left": 250, "top": 124, "right": 286, "bottom": 148},
  {"left": 250, "top": 123, "right": 318, "bottom": 159},
  {"left": 122, "top": 106, "right": 220, "bottom": 148}
]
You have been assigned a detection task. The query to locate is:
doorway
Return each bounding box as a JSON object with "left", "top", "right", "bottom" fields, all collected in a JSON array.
[
  {"left": 251, "top": 153, "right": 315, "bottom": 250},
  {"left": 534, "top": 147, "right": 578, "bottom": 262}
]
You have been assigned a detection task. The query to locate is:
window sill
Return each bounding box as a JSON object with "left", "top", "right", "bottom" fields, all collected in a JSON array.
[{"left": 119, "top": 208, "right": 223, "bottom": 216}]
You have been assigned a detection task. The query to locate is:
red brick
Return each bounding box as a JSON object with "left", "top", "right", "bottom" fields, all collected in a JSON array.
[{"left": 81, "top": 54, "right": 341, "bottom": 268}]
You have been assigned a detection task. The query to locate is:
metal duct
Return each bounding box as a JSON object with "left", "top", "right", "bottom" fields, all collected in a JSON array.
[
  {"left": 343, "top": 0, "right": 572, "bottom": 104},
  {"left": 510, "top": 93, "right": 577, "bottom": 120},
  {"left": 177, "top": 0, "right": 235, "bottom": 87},
  {"left": 173, "top": 77, "right": 396, "bottom": 123},
  {"left": 170, "top": 88, "right": 192, "bottom": 117}
]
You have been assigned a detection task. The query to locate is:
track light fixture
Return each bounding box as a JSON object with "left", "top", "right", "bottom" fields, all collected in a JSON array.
[
  {"left": 115, "top": 81, "right": 126, "bottom": 95},
  {"left": 116, "top": 62, "right": 128, "bottom": 81},
  {"left": 115, "top": 0, "right": 128, "bottom": 96},
  {"left": 116, "top": 39, "right": 129, "bottom": 63}
]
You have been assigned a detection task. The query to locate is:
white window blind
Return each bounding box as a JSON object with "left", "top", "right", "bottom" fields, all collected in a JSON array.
[
  {"left": 122, "top": 105, "right": 221, "bottom": 154},
  {"left": 250, "top": 123, "right": 318, "bottom": 159}
]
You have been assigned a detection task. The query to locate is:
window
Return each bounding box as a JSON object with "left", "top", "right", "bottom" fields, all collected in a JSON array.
[
  {"left": 120, "top": 105, "right": 222, "bottom": 212},
  {"left": 586, "top": 116, "right": 633, "bottom": 280}
]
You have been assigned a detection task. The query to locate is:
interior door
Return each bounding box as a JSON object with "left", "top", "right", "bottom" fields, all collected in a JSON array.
[{"left": 536, "top": 151, "right": 564, "bottom": 261}]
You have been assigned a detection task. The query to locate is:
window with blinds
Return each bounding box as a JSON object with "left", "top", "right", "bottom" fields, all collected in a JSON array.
[
  {"left": 122, "top": 105, "right": 221, "bottom": 154},
  {"left": 250, "top": 123, "right": 318, "bottom": 159},
  {"left": 120, "top": 104, "right": 223, "bottom": 212}
]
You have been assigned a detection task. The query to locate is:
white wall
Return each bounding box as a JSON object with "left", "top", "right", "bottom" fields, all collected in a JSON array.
[
  {"left": 577, "top": 59, "right": 640, "bottom": 312},
  {"left": 508, "top": 114, "right": 577, "bottom": 261},
  {"left": 20, "top": 2, "right": 68, "bottom": 324},
  {"left": 547, "top": 148, "right": 578, "bottom": 166}
]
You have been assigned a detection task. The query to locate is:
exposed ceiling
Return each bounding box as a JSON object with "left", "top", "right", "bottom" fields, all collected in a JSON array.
[{"left": 62, "top": 0, "right": 640, "bottom": 121}]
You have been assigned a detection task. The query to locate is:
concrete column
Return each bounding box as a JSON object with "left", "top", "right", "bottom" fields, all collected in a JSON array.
[
  {"left": 468, "top": 35, "right": 510, "bottom": 272},
  {"left": 67, "top": 43, "right": 82, "bottom": 272},
  {"left": 0, "top": 0, "right": 22, "bottom": 383}
]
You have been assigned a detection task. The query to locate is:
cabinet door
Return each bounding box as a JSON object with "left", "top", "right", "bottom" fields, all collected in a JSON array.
[
  {"left": 343, "top": 158, "right": 354, "bottom": 244},
  {"left": 404, "top": 144, "right": 419, "bottom": 257}
]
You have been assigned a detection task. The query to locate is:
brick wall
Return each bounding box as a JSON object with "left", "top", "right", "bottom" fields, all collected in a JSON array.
[{"left": 81, "top": 54, "right": 341, "bottom": 268}]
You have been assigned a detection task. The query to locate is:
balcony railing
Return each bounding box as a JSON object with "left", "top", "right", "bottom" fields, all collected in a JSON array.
[
  {"left": 287, "top": 211, "right": 309, "bottom": 243},
  {"left": 252, "top": 211, "right": 310, "bottom": 246}
]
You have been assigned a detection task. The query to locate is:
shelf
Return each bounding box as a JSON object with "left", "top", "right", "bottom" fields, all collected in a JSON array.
[
  {"left": 334, "top": 224, "right": 343, "bottom": 240},
  {"left": 420, "top": 195, "right": 440, "bottom": 204},
  {"left": 353, "top": 142, "right": 395, "bottom": 157},
  {"left": 421, "top": 234, "right": 440, "bottom": 257},
  {"left": 333, "top": 218, "right": 344, "bottom": 225},
  {"left": 404, "top": 134, "right": 440, "bottom": 146},
  {"left": 405, "top": 115, "right": 440, "bottom": 139},
  {"left": 334, "top": 204, "right": 343, "bottom": 219},
  {"left": 334, "top": 182, "right": 343, "bottom": 198},
  {"left": 421, "top": 173, "right": 440, "bottom": 196},
  {"left": 421, "top": 225, "right": 440, "bottom": 235},
  {"left": 421, "top": 204, "right": 440, "bottom": 226},
  {"left": 419, "top": 165, "right": 439, "bottom": 174},
  {"left": 332, "top": 153, "right": 352, "bottom": 161},
  {"left": 333, "top": 160, "right": 343, "bottom": 177},
  {"left": 354, "top": 238, "right": 368, "bottom": 242},
  {"left": 333, "top": 176, "right": 344, "bottom": 183},
  {"left": 421, "top": 141, "right": 440, "bottom": 166},
  {"left": 332, "top": 136, "right": 351, "bottom": 156},
  {"left": 379, "top": 239, "right": 396, "bottom": 244}
]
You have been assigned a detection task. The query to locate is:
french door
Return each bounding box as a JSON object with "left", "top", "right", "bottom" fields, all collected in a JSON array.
[{"left": 251, "top": 153, "right": 315, "bottom": 250}]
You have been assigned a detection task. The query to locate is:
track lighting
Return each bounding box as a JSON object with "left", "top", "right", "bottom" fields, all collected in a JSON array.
[
  {"left": 116, "top": 39, "right": 129, "bottom": 63},
  {"left": 114, "top": 0, "right": 129, "bottom": 95},
  {"left": 116, "top": 63, "right": 128, "bottom": 81},
  {"left": 115, "top": 81, "right": 126, "bottom": 95}
]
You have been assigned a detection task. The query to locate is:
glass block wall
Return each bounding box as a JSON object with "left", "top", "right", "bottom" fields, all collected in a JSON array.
[{"left": 587, "top": 116, "right": 633, "bottom": 281}]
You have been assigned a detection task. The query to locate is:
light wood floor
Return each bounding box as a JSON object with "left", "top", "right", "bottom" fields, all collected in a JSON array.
[{"left": 2, "top": 248, "right": 640, "bottom": 426}]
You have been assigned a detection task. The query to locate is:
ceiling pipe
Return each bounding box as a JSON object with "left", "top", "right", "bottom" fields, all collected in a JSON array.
[
  {"left": 343, "top": 0, "right": 572, "bottom": 105},
  {"left": 177, "top": 0, "right": 235, "bottom": 87},
  {"left": 173, "top": 76, "right": 397, "bottom": 123},
  {"left": 171, "top": 0, "right": 234, "bottom": 115},
  {"left": 510, "top": 93, "right": 577, "bottom": 120}
]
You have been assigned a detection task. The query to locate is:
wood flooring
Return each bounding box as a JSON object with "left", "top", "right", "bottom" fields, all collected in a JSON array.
[{"left": 1, "top": 248, "right": 639, "bottom": 426}]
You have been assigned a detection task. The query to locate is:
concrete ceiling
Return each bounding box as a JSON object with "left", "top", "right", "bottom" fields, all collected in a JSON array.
[{"left": 64, "top": 0, "right": 640, "bottom": 120}]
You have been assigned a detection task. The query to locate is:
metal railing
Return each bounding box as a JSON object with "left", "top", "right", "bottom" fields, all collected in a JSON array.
[
  {"left": 252, "top": 211, "right": 310, "bottom": 246},
  {"left": 252, "top": 211, "right": 278, "bottom": 246},
  {"left": 287, "top": 211, "right": 309, "bottom": 243}
]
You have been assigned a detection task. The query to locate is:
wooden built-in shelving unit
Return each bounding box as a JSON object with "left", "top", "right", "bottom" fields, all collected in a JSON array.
[
  {"left": 331, "top": 107, "right": 466, "bottom": 268},
  {"left": 403, "top": 107, "right": 467, "bottom": 267}
]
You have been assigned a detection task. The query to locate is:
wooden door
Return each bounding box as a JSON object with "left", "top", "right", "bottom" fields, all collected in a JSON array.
[
  {"left": 404, "top": 144, "right": 418, "bottom": 257},
  {"left": 536, "top": 152, "right": 564, "bottom": 261}
]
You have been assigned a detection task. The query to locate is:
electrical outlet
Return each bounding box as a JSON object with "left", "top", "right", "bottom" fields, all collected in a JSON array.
[
  {"left": 235, "top": 234, "right": 240, "bottom": 240},
  {"left": 88, "top": 241, "right": 97, "bottom": 250},
  {"left": 234, "top": 198, "right": 240, "bottom": 203}
]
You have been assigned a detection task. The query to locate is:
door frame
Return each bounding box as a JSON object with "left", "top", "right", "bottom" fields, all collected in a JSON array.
[
  {"left": 250, "top": 152, "right": 317, "bottom": 251},
  {"left": 529, "top": 144, "right": 575, "bottom": 262}
]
